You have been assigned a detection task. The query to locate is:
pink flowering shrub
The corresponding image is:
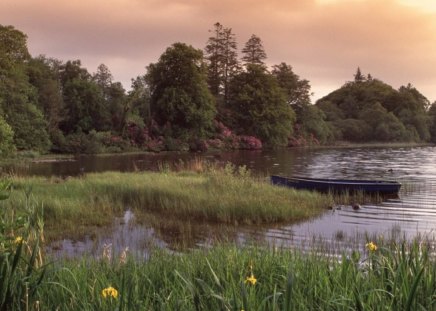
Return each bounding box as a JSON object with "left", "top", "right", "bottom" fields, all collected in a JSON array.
[
  {"left": 238, "top": 136, "right": 262, "bottom": 150},
  {"left": 288, "top": 133, "right": 320, "bottom": 147},
  {"left": 214, "top": 121, "right": 233, "bottom": 138}
]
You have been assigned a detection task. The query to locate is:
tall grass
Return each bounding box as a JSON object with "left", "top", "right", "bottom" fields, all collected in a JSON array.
[
  {"left": 7, "top": 166, "right": 334, "bottom": 241},
  {"left": 36, "top": 241, "right": 436, "bottom": 310},
  {"left": 0, "top": 180, "right": 46, "bottom": 311}
]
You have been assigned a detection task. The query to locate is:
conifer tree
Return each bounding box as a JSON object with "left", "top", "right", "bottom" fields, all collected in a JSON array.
[
  {"left": 241, "top": 34, "right": 267, "bottom": 68},
  {"left": 204, "top": 22, "right": 239, "bottom": 103}
]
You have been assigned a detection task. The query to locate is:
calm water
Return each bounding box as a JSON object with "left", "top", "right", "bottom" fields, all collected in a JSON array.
[{"left": 8, "top": 146, "right": 436, "bottom": 257}]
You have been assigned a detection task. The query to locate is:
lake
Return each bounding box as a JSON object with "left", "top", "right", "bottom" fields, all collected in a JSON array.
[{"left": 7, "top": 146, "right": 436, "bottom": 258}]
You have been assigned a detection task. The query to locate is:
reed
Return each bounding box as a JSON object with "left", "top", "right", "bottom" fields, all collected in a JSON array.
[
  {"left": 6, "top": 166, "right": 333, "bottom": 241},
  {"left": 35, "top": 241, "right": 436, "bottom": 310}
]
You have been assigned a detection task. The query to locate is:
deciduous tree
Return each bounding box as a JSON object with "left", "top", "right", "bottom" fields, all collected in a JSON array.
[
  {"left": 0, "top": 25, "right": 50, "bottom": 152},
  {"left": 146, "top": 43, "right": 216, "bottom": 138},
  {"left": 228, "top": 64, "right": 295, "bottom": 146}
]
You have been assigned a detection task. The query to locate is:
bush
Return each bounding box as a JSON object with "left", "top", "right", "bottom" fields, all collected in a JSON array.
[
  {"left": 238, "top": 135, "right": 262, "bottom": 150},
  {"left": 0, "top": 116, "right": 15, "bottom": 157}
]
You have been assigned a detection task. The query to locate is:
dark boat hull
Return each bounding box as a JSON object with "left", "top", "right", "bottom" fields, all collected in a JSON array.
[{"left": 270, "top": 175, "right": 401, "bottom": 195}]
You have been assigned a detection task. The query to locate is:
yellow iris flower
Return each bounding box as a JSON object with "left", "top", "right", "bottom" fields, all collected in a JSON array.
[
  {"left": 102, "top": 286, "right": 118, "bottom": 299},
  {"left": 365, "top": 242, "right": 378, "bottom": 252},
  {"left": 245, "top": 274, "right": 257, "bottom": 285}
]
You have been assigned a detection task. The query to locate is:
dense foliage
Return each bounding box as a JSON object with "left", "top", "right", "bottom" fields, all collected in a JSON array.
[
  {"left": 146, "top": 43, "right": 216, "bottom": 140},
  {"left": 1, "top": 25, "right": 435, "bottom": 156},
  {"left": 316, "top": 68, "right": 433, "bottom": 143}
]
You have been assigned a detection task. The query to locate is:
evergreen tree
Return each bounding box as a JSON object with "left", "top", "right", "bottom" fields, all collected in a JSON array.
[
  {"left": 354, "top": 67, "right": 366, "bottom": 83},
  {"left": 204, "top": 22, "right": 239, "bottom": 104},
  {"left": 241, "top": 34, "right": 267, "bottom": 68}
]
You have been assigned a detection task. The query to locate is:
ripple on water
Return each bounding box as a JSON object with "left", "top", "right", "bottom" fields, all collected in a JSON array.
[{"left": 43, "top": 146, "right": 436, "bottom": 257}]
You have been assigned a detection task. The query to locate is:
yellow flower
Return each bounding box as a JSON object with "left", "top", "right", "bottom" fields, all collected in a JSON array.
[
  {"left": 14, "top": 236, "right": 23, "bottom": 244},
  {"left": 366, "top": 242, "right": 377, "bottom": 252},
  {"left": 245, "top": 274, "right": 257, "bottom": 285},
  {"left": 102, "top": 286, "right": 118, "bottom": 299}
]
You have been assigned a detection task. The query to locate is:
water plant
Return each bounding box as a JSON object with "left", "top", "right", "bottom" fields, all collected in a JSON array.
[
  {"left": 33, "top": 240, "right": 436, "bottom": 310},
  {"left": 6, "top": 166, "right": 334, "bottom": 241},
  {"left": 0, "top": 179, "right": 46, "bottom": 311}
]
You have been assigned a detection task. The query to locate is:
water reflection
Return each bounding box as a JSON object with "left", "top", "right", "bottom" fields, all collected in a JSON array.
[{"left": 16, "top": 146, "right": 436, "bottom": 257}]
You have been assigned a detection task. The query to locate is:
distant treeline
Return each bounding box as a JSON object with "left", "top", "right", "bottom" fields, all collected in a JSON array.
[{"left": 1, "top": 23, "right": 436, "bottom": 156}]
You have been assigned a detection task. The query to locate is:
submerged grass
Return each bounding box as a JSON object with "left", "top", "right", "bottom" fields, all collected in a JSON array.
[
  {"left": 36, "top": 241, "right": 436, "bottom": 310},
  {"left": 5, "top": 167, "right": 334, "bottom": 241}
]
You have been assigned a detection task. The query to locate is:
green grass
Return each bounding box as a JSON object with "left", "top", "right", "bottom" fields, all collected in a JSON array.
[
  {"left": 5, "top": 168, "right": 334, "bottom": 241},
  {"left": 2, "top": 172, "right": 435, "bottom": 310},
  {"left": 34, "top": 241, "right": 436, "bottom": 310}
]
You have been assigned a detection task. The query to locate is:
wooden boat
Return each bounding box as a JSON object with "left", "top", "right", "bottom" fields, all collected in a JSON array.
[{"left": 270, "top": 175, "right": 401, "bottom": 195}]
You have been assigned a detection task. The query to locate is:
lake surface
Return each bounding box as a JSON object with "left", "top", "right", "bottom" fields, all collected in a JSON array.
[{"left": 8, "top": 146, "right": 436, "bottom": 258}]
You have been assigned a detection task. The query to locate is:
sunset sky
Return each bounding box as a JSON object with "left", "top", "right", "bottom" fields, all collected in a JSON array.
[{"left": 1, "top": 0, "right": 435, "bottom": 103}]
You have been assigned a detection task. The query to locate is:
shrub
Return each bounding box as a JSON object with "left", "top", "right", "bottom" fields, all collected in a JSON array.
[
  {"left": 0, "top": 116, "right": 15, "bottom": 157},
  {"left": 238, "top": 135, "right": 262, "bottom": 150}
]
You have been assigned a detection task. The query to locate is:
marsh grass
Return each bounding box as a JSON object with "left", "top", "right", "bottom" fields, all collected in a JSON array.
[
  {"left": 36, "top": 241, "right": 436, "bottom": 310},
  {"left": 6, "top": 166, "right": 334, "bottom": 241}
]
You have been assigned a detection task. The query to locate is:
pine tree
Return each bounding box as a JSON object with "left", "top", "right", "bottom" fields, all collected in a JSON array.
[
  {"left": 241, "top": 34, "right": 267, "bottom": 68},
  {"left": 354, "top": 67, "right": 366, "bottom": 83},
  {"left": 204, "top": 23, "right": 239, "bottom": 103}
]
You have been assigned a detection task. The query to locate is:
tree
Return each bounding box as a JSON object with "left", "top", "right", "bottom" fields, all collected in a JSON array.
[
  {"left": 205, "top": 22, "right": 224, "bottom": 97},
  {"left": 354, "top": 67, "right": 366, "bottom": 83},
  {"left": 358, "top": 102, "right": 409, "bottom": 141},
  {"left": 429, "top": 102, "right": 436, "bottom": 143},
  {"left": 0, "top": 25, "right": 30, "bottom": 70},
  {"left": 93, "top": 63, "right": 113, "bottom": 92},
  {"left": 293, "top": 104, "right": 333, "bottom": 144},
  {"left": 127, "top": 75, "right": 151, "bottom": 127},
  {"left": 27, "top": 56, "right": 64, "bottom": 139},
  {"left": 0, "top": 116, "right": 15, "bottom": 156},
  {"left": 228, "top": 64, "right": 295, "bottom": 146},
  {"left": 59, "top": 60, "right": 109, "bottom": 134},
  {"left": 384, "top": 84, "right": 430, "bottom": 141},
  {"left": 272, "top": 62, "right": 311, "bottom": 106},
  {"left": 93, "top": 64, "right": 127, "bottom": 132},
  {"left": 146, "top": 43, "right": 216, "bottom": 138},
  {"left": 241, "top": 34, "right": 267, "bottom": 68},
  {"left": 204, "top": 23, "right": 239, "bottom": 104},
  {"left": 0, "top": 25, "right": 50, "bottom": 152},
  {"left": 315, "top": 71, "right": 429, "bottom": 143}
]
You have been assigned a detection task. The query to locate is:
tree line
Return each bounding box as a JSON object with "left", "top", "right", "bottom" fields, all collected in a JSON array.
[{"left": 1, "top": 23, "right": 436, "bottom": 156}]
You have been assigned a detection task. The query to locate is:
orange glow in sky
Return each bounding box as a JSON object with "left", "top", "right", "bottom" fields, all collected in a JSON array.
[{"left": 1, "top": 0, "right": 435, "bottom": 102}]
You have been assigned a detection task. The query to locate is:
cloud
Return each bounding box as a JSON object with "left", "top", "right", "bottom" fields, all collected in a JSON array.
[{"left": 1, "top": 0, "right": 435, "bottom": 101}]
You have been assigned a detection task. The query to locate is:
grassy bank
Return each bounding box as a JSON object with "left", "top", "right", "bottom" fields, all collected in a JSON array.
[
  {"left": 2, "top": 174, "right": 435, "bottom": 310},
  {"left": 35, "top": 242, "right": 436, "bottom": 310},
  {"left": 5, "top": 166, "right": 333, "bottom": 241}
]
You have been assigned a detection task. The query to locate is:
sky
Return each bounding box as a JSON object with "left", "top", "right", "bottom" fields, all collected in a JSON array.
[{"left": 1, "top": 0, "right": 435, "bottom": 103}]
